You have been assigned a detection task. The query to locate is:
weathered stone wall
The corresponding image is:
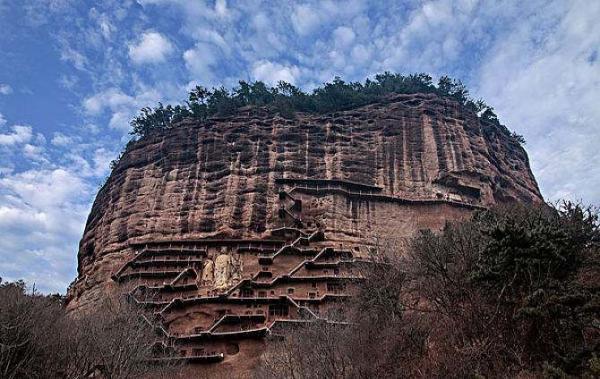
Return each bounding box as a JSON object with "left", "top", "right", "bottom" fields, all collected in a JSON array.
[{"left": 66, "top": 92, "right": 542, "bottom": 372}]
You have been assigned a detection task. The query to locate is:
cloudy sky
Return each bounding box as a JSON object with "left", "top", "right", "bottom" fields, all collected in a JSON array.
[{"left": 0, "top": 0, "right": 598, "bottom": 293}]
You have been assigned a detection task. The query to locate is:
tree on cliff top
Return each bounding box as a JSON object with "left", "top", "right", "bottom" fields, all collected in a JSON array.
[{"left": 130, "top": 72, "right": 503, "bottom": 138}]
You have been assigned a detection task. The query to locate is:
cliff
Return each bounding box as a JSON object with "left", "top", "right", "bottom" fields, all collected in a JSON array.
[{"left": 66, "top": 92, "right": 542, "bottom": 373}]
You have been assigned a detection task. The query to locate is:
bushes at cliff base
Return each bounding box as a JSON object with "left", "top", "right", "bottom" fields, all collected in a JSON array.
[{"left": 257, "top": 201, "right": 600, "bottom": 378}]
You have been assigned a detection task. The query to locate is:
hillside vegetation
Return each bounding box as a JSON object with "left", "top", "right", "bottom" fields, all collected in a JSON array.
[
  {"left": 0, "top": 282, "right": 181, "bottom": 379},
  {"left": 257, "top": 202, "right": 600, "bottom": 378}
]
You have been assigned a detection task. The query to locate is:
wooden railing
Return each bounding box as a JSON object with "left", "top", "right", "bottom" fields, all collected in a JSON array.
[{"left": 289, "top": 184, "right": 484, "bottom": 209}]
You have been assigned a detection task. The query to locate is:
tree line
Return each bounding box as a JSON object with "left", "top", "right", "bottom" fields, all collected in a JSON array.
[{"left": 130, "top": 72, "right": 523, "bottom": 143}]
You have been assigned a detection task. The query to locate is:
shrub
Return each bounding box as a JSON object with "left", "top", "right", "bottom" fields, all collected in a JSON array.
[{"left": 256, "top": 202, "right": 600, "bottom": 378}]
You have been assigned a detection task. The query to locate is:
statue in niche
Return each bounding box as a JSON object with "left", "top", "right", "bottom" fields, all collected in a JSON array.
[
  {"left": 210, "top": 248, "right": 244, "bottom": 289},
  {"left": 230, "top": 253, "right": 243, "bottom": 282},
  {"left": 214, "top": 253, "right": 231, "bottom": 289},
  {"left": 201, "top": 259, "right": 214, "bottom": 285}
]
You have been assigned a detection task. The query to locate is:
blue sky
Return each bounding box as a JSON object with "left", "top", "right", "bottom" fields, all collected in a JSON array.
[{"left": 0, "top": 0, "right": 598, "bottom": 293}]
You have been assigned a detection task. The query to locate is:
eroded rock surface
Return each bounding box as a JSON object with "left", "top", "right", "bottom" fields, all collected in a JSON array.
[{"left": 66, "top": 93, "right": 542, "bottom": 373}]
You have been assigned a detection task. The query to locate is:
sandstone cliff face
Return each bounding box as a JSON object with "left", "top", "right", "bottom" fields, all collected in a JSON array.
[{"left": 67, "top": 93, "right": 541, "bottom": 371}]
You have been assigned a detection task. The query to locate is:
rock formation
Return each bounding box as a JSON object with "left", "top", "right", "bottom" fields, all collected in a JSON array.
[{"left": 66, "top": 92, "right": 542, "bottom": 373}]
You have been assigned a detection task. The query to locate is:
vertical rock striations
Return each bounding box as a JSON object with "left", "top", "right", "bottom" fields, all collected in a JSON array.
[{"left": 67, "top": 93, "right": 542, "bottom": 373}]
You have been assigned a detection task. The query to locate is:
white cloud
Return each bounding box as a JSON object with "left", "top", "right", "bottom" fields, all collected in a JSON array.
[
  {"left": 59, "top": 45, "right": 88, "bottom": 71},
  {"left": 333, "top": 26, "right": 356, "bottom": 48},
  {"left": 0, "top": 113, "right": 6, "bottom": 126},
  {"left": 89, "top": 8, "right": 115, "bottom": 40},
  {"left": 0, "top": 112, "right": 118, "bottom": 293},
  {"left": 351, "top": 44, "right": 371, "bottom": 65},
  {"left": 0, "top": 168, "right": 91, "bottom": 292},
  {"left": 215, "top": 0, "right": 227, "bottom": 17},
  {"left": 478, "top": 1, "right": 600, "bottom": 204},
  {"left": 62, "top": 147, "right": 116, "bottom": 179},
  {"left": 183, "top": 42, "right": 219, "bottom": 84},
  {"left": 22, "top": 143, "right": 46, "bottom": 161},
  {"left": 128, "top": 31, "right": 173, "bottom": 64},
  {"left": 0, "top": 125, "right": 33, "bottom": 145},
  {"left": 0, "top": 168, "right": 87, "bottom": 209},
  {"left": 289, "top": 1, "right": 366, "bottom": 38},
  {"left": 251, "top": 60, "right": 300, "bottom": 85},
  {"left": 251, "top": 12, "right": 269, "bottom": 31},
  {"left": 0, "top": 83, "right": 12, "bottom": 95},
  {"left": 82, "top": 87, "right": 163, "bottom": 132},
  {"left": 51, "top": 132, "right": 73, "bottom": 146},
  {"left": 291, "top": 4, "right": 321, "bottom": 36},
  {"left": 189, "top": 28, "right": 230, "bottom": 53},
  {"left": 91, "top": 147, "right": 116, "bottom": 177},
  {"left": 58, "top": 74, "right": 78, "bottom": 90},
  {"left": 83, "top": 88, "right": 134, "bottom": 115}
]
